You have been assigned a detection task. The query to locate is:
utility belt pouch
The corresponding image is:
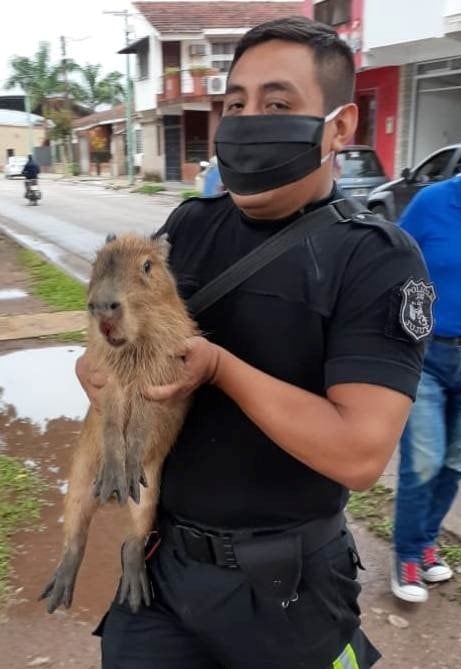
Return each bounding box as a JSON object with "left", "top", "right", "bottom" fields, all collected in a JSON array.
[{"left": 234, "top": 532, "right": 303, "bottom": 604}]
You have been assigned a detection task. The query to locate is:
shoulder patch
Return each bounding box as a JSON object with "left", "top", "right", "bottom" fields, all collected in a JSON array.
[{"left": 399, "top": 278, "right": 436, "bottom": 342}]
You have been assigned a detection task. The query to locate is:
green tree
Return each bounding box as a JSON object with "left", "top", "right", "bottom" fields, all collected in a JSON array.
[
  {"left": 5, "top": 42, "right": 78, "bottom": 112},
  {"left": 72, "top": 64, "right": 125, "bottom": 111}
]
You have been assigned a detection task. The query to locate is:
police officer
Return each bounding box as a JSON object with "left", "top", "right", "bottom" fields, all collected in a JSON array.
[{"left": 77, "top": 16, "right": 432, "bottom": 668}]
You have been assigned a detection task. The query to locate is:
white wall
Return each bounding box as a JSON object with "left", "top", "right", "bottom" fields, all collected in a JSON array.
[
  {"left": 363, "top": 0, "right": 444, "bottom": 51},
  {"left": 413, "top": 89, "right": 461, "bottom": 163},
  {"left": 445, "top": 0, "right": 461, "bottom": 16}
]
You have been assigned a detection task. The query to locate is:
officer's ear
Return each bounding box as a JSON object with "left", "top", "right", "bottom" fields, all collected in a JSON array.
[{"left": 329, "top": 104, "right": 358, "bottom": 153}]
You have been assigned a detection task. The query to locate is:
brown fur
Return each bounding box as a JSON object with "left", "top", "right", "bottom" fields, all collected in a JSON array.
[{"left": 40, "top": 233, "right": 196, "bottom": 613}]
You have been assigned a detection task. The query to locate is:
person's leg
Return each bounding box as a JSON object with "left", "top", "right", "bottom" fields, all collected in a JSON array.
[
  {"left": 96, "top": 598, "right": 222, "bottom": 669},
  {"left": 393, "top": 367, "right": 446, "bottom": 561},
  {"left": 392, "top": 363, "right": 446, "bottom": 601}
]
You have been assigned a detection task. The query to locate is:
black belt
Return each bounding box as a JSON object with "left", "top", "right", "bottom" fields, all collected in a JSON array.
[
  {"left": 434, "top": 335, "right": 461, "bottom": 346},
  {"left": 160, "top": 512, "right": 345, "bottom": 570}
]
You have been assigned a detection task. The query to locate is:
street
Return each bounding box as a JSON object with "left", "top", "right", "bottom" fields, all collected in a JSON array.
[{"left": 0, "top": 177, "right": 177, "bottom": 282}]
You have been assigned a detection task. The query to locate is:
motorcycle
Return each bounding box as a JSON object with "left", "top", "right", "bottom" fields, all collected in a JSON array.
[{"left": 25, "top": 179, "right": 42, "bottom": 205}]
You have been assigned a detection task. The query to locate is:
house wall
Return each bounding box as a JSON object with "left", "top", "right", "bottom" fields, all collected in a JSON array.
[
  {"left": 0, "top": 124, "right": 46, "bottom": 169},
  {"left": 135, "top": 32, "right": 163, "bottom": 112},
  {"left": 355, "top": 66, "right": 400, "bottom": 178},
  {"left": 140, "top": 110, "right": 165, "bottom": 180}
]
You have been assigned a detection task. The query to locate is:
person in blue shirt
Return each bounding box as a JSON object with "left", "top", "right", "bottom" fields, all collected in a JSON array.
[{"left": 392, "top": 175, "right": 461, "bottom": 603}]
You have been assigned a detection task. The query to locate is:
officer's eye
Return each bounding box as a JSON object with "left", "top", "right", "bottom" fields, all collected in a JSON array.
[{"left": 143, "top": 260, "right": 152, "bottom": 274}]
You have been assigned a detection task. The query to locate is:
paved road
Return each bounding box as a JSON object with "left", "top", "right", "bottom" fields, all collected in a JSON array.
[{"left": 0, "top": 177, "right": 177, "bottom": 281}]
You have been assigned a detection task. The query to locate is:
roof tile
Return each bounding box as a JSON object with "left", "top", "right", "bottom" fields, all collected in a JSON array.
[{"left": 135, "top": 2, "right": 304, "bottom": 34}]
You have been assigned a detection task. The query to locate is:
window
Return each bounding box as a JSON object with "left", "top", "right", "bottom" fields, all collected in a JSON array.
[
  {"left": 210, "top": 42, "right": 237, "bottom": 72},
  {"left": 314, "top": 0, "right": 351, "bottom": 26},
  {"left": 413, "top": 149, "right": 455, "bottom": 183},
  {"left": 135, "top": 128, "right": 143, "bottom": 155},
  {"left": 137, "top": 45, "right": 149, "bottom": 80},
  {"left": 335, "top": 150, "right": 384, "bottom": 178},
  {"left": 189, "top": 43, "right": 207, "bottom": 57}
]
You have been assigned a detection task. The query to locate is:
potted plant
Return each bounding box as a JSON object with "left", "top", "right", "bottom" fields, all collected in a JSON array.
[
  {"left": 164, "top": 66, "right": 180, "bottom": 98},
  {"left": 189, "top": 65, "right": 209, "bottom": 96}
]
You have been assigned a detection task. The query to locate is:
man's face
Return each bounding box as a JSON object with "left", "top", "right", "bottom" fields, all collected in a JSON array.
[{"left": 222, "top": 39, "right": 356, "bottom": 219}]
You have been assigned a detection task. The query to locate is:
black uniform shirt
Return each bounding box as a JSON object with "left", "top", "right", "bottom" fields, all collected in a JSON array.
[{"left": 158, "top": 190, "right": 430, "bottom": 529}]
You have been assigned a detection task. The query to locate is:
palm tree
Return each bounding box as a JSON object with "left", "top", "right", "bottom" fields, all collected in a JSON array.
[
  {"left": 73, "top": 64, "right": 125, "bottom": 111},
  {"left": 5, "top": 42, "right": 78, "bottom": 113}
]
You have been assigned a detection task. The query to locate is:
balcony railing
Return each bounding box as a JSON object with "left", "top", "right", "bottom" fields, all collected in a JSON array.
[{"left": 158, "top": 69, "right": 227, "bottom": 101}]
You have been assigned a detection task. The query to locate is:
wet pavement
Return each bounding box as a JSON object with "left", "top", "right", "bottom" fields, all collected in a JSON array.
[
  {"left": 1, "top": 343, "right": 461, "bottom": 668},
  {"left": 0, "top": 178, "right": 177, "bottom": 282},
  {"left": 0, "top": 345, "right": 130, "bottom": 668}
]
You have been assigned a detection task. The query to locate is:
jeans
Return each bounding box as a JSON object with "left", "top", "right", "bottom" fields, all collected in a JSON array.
[{"left": 394, "top": 339, "right": 461, "bottom": 561}]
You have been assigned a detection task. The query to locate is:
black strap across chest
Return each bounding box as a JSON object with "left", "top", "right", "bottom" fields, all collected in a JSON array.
[{"left": 187, "top": 197, "right": 367, "bottom": 317}]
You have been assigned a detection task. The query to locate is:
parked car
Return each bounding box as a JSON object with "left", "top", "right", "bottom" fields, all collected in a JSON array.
[
  {"left": 195, "top": 145, "right": 387, "bottom": 201},
  {"left": 4, "top": 155, "right": 27, "bottom": 178},
  {"left": 335, "top": 145, "right": 388, "bottom": 203},
  {"left": 367, "top": 144, "right": 461, "bottom": 221}
]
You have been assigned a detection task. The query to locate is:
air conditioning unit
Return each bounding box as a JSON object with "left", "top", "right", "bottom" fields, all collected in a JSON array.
[
  {"left": 207, "top": 74, "right": 227, "bottom": 95},
  {"left": 189, "top": 43, "right": 207, "bottom": 57}
]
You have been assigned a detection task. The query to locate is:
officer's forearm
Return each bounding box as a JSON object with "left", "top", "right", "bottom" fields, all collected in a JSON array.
[{"left": 212, "top": 346, "right": 408, "bottom": 491}]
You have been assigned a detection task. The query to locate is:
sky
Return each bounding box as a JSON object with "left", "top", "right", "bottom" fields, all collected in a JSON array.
[{"left": 0, "top": 0, "right": 140, "bottom": 92}]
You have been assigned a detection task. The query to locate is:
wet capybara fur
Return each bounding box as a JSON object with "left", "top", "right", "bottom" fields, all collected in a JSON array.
[{"left": 40, "top": 233, "right": 197, "bottom": 613}]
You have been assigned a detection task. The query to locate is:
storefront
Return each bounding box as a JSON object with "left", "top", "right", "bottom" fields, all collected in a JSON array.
[{"left": 409, "top": 57, "right": 461, "bottom": 165}]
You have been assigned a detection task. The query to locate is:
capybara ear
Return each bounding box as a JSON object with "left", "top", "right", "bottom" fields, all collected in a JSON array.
[
  {"left": 106, "top": 233, "right": 117, "bottom": 243},
  {"left": 151, "top": 233, "right": 171, "bottom": 260}
]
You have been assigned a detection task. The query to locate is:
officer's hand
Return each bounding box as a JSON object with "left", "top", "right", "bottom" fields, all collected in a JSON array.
[
  {"left": 75, "top": 352, "right": 109, "bottom": 413},
  {"left": 142, "top": 336, "right": 220, "bottom": 402}
]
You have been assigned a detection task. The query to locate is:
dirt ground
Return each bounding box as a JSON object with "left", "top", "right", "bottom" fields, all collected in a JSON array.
[{"left": 1, "top": 233, "right": 461, "bottom": 668}]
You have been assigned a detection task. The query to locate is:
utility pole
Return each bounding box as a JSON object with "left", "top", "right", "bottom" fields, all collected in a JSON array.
[
  {"left": 60, "top": 35, "right": 72, "bottom": 167},
  {"left": 103, "top": 10, "right": 135, "bottom": 186},
  {"left": 24, "top": 89, "right": 34, "bottom": 156}
]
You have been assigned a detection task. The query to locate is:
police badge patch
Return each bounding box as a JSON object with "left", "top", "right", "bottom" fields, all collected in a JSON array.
[{"left": 399, "top": 278, "right": 436, "bottom": 342}]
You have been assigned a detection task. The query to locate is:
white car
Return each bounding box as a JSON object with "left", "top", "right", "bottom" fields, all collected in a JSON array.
[{"left": 5, "top": 155, "right": 27, "bottom": 178}]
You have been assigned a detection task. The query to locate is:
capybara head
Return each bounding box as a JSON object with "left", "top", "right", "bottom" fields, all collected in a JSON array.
[{"left": 88, "top": 233, "right": 183, "bottom": 348}]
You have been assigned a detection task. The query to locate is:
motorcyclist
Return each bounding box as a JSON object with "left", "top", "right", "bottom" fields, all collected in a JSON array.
[{"left": 22, "top": 154, "right": 41, "bottom": 197}]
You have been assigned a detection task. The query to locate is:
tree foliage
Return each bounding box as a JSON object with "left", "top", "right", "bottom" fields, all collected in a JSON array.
[{"left": 5, "top": 42, "right": 124, "bottom": 113}]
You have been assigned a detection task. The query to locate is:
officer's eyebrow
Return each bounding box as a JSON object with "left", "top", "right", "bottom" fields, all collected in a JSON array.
[{"left": 225, "top": 80, "right": 299, "bottom": 96}]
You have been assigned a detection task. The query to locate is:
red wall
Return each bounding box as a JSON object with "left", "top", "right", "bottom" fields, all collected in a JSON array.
[{"left": 356, "top": 67, "right": 400, "bottom": 178}]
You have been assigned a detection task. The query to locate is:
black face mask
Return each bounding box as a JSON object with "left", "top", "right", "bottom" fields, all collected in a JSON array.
[{"left": 215, "top": 113, "right": 337, "bottom": 195}]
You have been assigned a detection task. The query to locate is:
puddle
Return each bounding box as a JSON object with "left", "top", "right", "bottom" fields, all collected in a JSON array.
[
  {"left": 0, "top": 289, "right": 28, "bottom": 300},
  {"left": 0, "top": 346, "right": 88, "bottom": 432},
  {"left": 0, "top": 345, "right": 129, "bottom": 625}
]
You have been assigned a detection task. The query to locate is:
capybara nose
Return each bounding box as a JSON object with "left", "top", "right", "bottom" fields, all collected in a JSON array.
[{"left": 88, "top": 301, "right": 122, "bottom": 318}]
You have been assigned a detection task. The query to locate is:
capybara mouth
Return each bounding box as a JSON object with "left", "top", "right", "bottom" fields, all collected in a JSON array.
[{"left": 106, "top": 334, "right": 127, "bottom": 347}]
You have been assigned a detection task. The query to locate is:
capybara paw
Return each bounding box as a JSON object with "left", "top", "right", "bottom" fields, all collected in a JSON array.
[
  {"left": 39, "top": 553, "right": 80, "bottom": 613},
  {"left": 93, "top": 459, "right": 128, "bottom": 505},
  {"left": 119, "top": 539, "right": 152, "bottom": 612}
]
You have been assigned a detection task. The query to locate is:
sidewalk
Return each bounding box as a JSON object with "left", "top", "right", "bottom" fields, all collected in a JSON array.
[{"left": 40, "top": 172, "right": 188, "bottom": 198}]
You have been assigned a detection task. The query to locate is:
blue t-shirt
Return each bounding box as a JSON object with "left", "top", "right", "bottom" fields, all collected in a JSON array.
[{"left": 398, "top": 176, "right": 461, "bottom": 336}]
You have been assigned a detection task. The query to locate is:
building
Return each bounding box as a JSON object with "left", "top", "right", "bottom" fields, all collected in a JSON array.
[
  {"left": 73, "top": 105, "right": 128, "bottom": 177},
  {"left": 0, "top": 109, "right": 48, "bottom": 170},
  {"left": 362, "top": 0, "right": 461, "bottom": 173},
  {"left": 121, "top": 1, "right": 303, "bottom": 182},
  {"left": 124, "top": 0, "right": 461, "bottom": 182}
]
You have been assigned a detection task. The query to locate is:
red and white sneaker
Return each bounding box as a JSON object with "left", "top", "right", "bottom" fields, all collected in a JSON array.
[
  {"left": 391, "top": 557, "right": 428, "bottom": 603},
  {"left": 421, "top": 546, "right": 453, "bottom": 583}
]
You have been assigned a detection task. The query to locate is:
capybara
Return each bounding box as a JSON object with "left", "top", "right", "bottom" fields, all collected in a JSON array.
[{"left": 40, "top": 232, "right": 196, "bottom": 613}]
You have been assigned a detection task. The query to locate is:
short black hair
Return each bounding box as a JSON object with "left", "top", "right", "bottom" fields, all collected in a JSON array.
[{"left": 230, "top": 16, "right": 355, "bottom": 113}]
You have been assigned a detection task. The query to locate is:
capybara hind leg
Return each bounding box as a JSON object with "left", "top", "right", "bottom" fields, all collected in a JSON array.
[
  {"left": 93, "top": 382, "right": 128, "bottom": 505},
  {"left": 118, "top": 460, "right": 161, "bottom": 612},
  {"left": 40, "top": 409, "right": 100, "bottom": 613},
  {"left": 124, "top": 398, "right": 156, "bottom": 504}
]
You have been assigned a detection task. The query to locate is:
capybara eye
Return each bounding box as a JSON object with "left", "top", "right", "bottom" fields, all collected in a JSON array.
[{"left": 143, "top": 260, "right": 152, "bottom": 274}]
